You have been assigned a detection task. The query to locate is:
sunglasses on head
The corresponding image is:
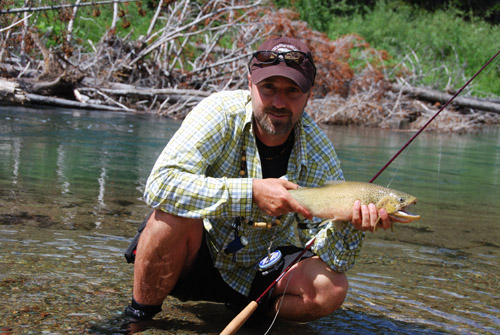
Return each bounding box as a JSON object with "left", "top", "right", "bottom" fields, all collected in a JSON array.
[
  {"left": 251, "top": 50, "right": 314, "bottom": 67},
  {"left": 249, "top": 50, "right": 316, "bottom": 80}
]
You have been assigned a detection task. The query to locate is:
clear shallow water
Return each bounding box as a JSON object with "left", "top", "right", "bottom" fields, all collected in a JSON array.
[{"left": 0, "top": 104, "right": 499, "bottom": 334}]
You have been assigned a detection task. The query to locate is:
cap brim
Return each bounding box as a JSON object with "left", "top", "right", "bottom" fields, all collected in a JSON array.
[{"left": 251, "top": 63, "right": 312, "bottom": 93}]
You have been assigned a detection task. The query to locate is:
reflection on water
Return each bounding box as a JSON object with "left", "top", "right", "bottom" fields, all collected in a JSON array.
[
  {"left": 0, "top": 105, "right": 181, "bottom": 233},
  {"left": 0, "top": 105, "right": 499, "bottom": 334}
]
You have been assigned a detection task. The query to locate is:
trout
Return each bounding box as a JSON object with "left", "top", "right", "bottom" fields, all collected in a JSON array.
[{"left": 289, "top": 181, "right": 420, "bottom": 230}]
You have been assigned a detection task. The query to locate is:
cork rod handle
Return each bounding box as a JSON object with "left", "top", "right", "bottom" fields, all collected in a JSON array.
[{"left": 220, "top": 300, "right": 259, "bottom": 335}]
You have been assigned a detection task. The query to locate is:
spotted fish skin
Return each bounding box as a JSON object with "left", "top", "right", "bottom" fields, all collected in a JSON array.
[{"left": 289, "top": 181, "right": 419, "bottom": 225}]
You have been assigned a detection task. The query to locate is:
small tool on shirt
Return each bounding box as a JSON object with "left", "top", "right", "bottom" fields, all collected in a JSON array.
[
  {"left": 224, "top": 235, "right": 248, "bottom": 255},
  {"left": 224, "top": 217, "right": 248, "bottom": 261}
]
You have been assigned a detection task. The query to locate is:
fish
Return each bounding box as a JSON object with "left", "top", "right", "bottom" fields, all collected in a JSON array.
[{"left": 288, "top": 181, "right": 420, "bottom": 231}]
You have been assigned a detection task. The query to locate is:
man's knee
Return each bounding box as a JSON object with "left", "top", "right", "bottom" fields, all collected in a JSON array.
[
  {"left": 324, "top": 270, "right": 348, "bottom": 312},
  {"left": 307, "top": 262, "right": 348, "bottom": 316},
  {"left": 142, "top": 209, "right": 203, "bottom": 244},
  {"left": 283, "top": 257, "right": 348, "bottom": 320}
]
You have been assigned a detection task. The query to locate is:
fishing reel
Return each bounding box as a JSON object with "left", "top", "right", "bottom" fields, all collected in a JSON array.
[{"left": 258, "top": 250, "right": 283, "bottom": 275}]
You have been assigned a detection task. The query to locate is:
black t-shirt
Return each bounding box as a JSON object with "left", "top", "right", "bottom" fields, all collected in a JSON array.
[{"left": 255, "top": 133, "right": 294, "bottom": 179}]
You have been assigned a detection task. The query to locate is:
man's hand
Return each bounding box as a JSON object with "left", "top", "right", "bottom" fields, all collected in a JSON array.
[
  {"left": 351, "top": 200, "right": 391, "bottom": 232},
  {"left": 252, "top": 178, "right": 312, "bottom": 220}
]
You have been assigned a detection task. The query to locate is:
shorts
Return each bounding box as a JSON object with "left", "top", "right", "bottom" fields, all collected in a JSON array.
[{"left": 124, "top": 213, "right": 315, "bottom": 314}]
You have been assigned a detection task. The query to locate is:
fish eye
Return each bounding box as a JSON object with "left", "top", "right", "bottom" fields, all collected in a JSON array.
[{"left": 398, "top": 197, "right": 405, "bottom": 203}]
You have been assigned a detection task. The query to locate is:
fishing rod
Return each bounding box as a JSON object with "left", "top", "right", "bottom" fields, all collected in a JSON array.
[
  {"left": 220, "top": 49, "right": 500, "bottom": 335},
  {"left": 220, "top": 237, "right": 315, "bottom": 335}
]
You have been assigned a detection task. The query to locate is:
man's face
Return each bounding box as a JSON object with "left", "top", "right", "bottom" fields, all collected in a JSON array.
[{"left": 249, "top": 75, "right": 311, "bottom": 146}]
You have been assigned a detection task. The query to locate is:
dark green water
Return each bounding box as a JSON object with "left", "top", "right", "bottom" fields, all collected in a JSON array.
[{"left": 0, "top": 104, "right": 499, "bottom": 335}]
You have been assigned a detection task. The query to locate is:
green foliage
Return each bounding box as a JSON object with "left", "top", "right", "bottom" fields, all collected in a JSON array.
[
  {"left": 403, "top": 0, "right": 500, "bottom": 24},
  {"left": 327, "top": 1, "right": 500, "bottom": 96},
  {"left": 23, "top": 1, "right": 155, "bottom": 51},
  {"left": 71, "top": 2, "right": 155, "bottom": 43},
  {"left": 273, "top": 0, "right": 377, "bottom": 31},
  {"left": 274, "top": 0, "right": 500, "bottom": 24},
  {"left": 273, "top": 0, "right": 500, "bottom": 97}
]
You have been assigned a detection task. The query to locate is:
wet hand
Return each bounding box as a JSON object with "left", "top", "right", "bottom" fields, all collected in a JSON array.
[
  {"left": 351, "top": 200, "right": 391, "bottom": 232},
  {"left": 252, "top": 178, "right": 312, "bottom": 220}
]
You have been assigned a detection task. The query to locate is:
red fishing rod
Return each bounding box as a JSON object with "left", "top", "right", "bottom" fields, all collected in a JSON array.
[
  {"left": 220, "top": 237, "right": 315, "bottom": 335},
  {"left": 220, "top": 49, "right": 500, "bottom": 335}
]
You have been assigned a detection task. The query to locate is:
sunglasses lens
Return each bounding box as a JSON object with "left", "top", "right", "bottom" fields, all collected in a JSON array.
[
  {"left": 283, "top": 52, "right": 305, "bottom": 64},
  {"left": 255, "top": 51, "right": 278, "bottom": 63}
]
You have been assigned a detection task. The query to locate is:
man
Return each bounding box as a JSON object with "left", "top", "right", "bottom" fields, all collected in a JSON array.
[{"left": 125, "top": 36, "right": 391, "bottom": 323}]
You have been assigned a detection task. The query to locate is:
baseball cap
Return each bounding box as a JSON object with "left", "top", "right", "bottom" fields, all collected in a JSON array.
[{"left": 249, "top": 37, "right": 316, "bottom": 92}]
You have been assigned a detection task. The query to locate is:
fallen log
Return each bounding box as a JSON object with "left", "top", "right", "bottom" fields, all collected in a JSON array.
[
  {"left": 86, "top": 83, "right": 213, "bottom": 107},
  {"left": 0, "top": 78, "right": 27, "bottom": 103},
  {"left": 100, "top": 83, "right": 212, "bottom": 100},
  {"left": 391, "top": 84, "right": 500, "bottom": 114},
  {"left": 25, "top": 93, "right": 131, "bottom": 111},
  {"left": 1, "top": 76, "right": 213, "bottom": 113},
  {"left": 0, "top": 78, "right": 131, "bottom": 111}
]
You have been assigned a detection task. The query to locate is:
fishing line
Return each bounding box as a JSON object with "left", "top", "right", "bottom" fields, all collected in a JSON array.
[
  {"left": 385, "top": 141, "right": 412, "bottom": 189},
  {"left": 431, "top": 137, "right": 443, "bottom": 245},
  {"left": 263, "top": 267, "right": 296, "bottom": 335}
]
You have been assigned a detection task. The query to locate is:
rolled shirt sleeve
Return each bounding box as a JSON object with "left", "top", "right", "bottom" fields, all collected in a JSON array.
[{"left": 144, "top": 90, "right": 254, "bottom": 219}]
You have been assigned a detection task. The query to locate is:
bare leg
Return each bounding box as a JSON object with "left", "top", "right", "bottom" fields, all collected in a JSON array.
[
  {"left": 270, "top": 256, "right": 348, "bottom": 322},
  {"left": 132, "top": 209, "right": 203, "bottom": 306}
]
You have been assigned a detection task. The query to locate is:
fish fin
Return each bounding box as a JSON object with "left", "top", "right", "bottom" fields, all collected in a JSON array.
[
  {"left": 317, "top": 219, "right": 331, "bottom": 228},
  {"left": 318, "top": 219, "right": 342, "bottom": 229},
  {"left": 373, "top": 217, "right": 395, "bottom": 232},
  {"left": 373, "top": 216, "right": 381, "bottom": 232},
  {"left": 309, "top": 219, "right": 350, "bottom": 231}
]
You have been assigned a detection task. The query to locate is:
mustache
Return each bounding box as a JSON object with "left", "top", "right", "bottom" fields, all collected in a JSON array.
[{"left": 264, "top": 107, "right": 292, "bottom": 115}]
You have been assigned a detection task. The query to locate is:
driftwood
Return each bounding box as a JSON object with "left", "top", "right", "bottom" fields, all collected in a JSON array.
[
  {"left": 97, "top": 83, "right": 211, "bottom": 101},
  {"left": 0, "top": 78, "right": 26, "bottom": 103},
  {"left": 0, "top": 78, "right": 129, "bottom": 111},
  {"left": 391, "top": 84, "right": 500, "bottom": 114},
  {"left": 308, "top": 73, "right": 500, "bottom": 133},
  {"left": 26, "top": 92, "right": 131, "bottom": 111},
  {"left": 0, "top": 77, "right": 213, "bottom": 113}
]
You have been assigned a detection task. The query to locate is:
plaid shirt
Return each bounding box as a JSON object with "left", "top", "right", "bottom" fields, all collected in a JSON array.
[{"left": 144, "top": 90, "right": 364, "bottom": 296}]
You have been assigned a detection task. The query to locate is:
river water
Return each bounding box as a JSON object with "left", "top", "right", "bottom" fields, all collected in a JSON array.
[{"left": 0, "top": 104, "right": 499, "bottom": 335}]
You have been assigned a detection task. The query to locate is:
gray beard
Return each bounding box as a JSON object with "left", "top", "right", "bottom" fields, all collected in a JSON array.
[{"left": 255, "top": 108, "right": 293, "bottom": 136}]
